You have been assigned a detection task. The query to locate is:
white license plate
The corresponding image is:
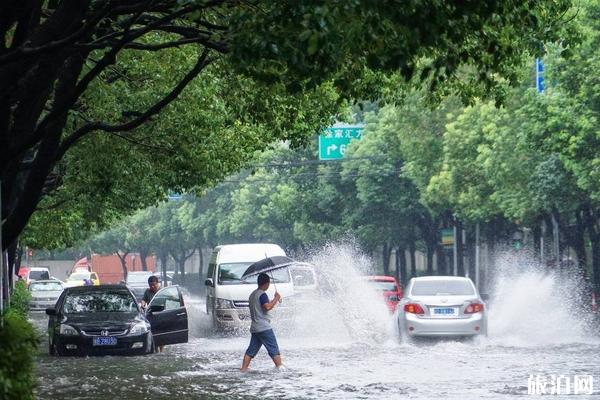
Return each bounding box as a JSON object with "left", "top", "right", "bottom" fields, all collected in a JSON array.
[
  {"left": 93, "top": 336, "right": 117, "bottom": 346},
  {"left": 432, "top": 307, "right": 457, "bottom": 316}
]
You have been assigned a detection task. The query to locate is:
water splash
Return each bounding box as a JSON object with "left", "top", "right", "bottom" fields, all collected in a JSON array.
[
  {"left": 487, "top": 250, "right": 597, "bottom": 347},
  {"left": 288, "top": 241, "right": 394, "bottom": 345}
]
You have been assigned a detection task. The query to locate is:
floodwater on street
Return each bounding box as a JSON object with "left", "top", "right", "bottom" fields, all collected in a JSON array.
[{"left": 33, "top": 245, "right": 600, "bottom": 399}]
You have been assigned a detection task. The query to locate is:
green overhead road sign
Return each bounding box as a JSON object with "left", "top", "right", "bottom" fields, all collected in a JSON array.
[{"left": 318, "top": 126, "right": 364, "bottom": 160}]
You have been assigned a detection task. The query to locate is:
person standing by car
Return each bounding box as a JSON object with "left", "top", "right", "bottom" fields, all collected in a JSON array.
[
  {"left": 140, "top": 275, "right": 163, "bottom": 352},
  {"left": 141, "top": 275, "right": 160, "bottom": 309},
  {"left": 240, "top": 273, "right": 282, "bottom": 372}
]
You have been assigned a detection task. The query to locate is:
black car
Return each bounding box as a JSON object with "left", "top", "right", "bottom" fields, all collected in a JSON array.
[{"left": 46, "top": 284, "right": 188, "bottom": 356}]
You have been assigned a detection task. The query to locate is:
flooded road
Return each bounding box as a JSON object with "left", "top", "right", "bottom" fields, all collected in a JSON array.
[{"left": 33, "top": 247, "right": 600, "bottom": 399}]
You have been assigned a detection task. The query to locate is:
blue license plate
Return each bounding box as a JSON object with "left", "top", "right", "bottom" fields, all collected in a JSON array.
[
  {"left": 433, "top": 307, "right": 456, "bottom": 315},
  {"left": 93, "top": 336, "right": 117, "bottom": 346}
]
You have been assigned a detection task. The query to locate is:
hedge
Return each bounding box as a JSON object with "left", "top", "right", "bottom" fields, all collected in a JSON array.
[{"left": 0, "top": 281, "right": 38, "bottom": 400}]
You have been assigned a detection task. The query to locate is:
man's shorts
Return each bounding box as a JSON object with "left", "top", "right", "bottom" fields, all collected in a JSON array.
[{"left": 245, "top": 329, "right": 280, "bottom": 358}]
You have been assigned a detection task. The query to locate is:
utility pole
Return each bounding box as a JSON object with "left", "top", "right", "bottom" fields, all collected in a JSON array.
[
  {"left": 453, "top": 219, "right": 458, "bottom": 276},
  {"left": 0, "top": 180, "right": 4, "bottom": 323},
  {"left": 475, "top": 223, "right": 480, "bottom": 291}
]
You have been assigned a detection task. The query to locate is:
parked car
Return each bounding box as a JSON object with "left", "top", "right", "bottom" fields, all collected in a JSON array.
[
  {"left": 64, "top": 271, "right": 100, "bottom": 288},
  {"left": 125, "top": 271, "right": 155, "bottom": 301},
  {"left": 29, "top": 280, "right": 64, "bottom": 311},
  {"left": 396, "top": 276, "right": 488, "bottom": 340},
  {"left": 289, "top": 262, "right": 318, "bottom": 303},
  {"left": 365, "top": 275, "right": 403, "bottom": 313},
  {"left": 46, "top": 284, "right": 188, "bottom": 356}
]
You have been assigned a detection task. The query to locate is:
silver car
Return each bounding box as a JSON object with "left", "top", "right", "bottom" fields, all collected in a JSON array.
[
  {"left": 396, "top": 276, "right": 488, "bottom": 339},
  {"left": 29, "top": 280, "right": 64, "bottom": 311}
]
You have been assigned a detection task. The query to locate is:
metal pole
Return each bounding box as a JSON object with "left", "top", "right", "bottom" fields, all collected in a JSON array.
[
  {"left": 462, "top": 227, "right": 467, "bottom": 278},
  {"left": 475, "top": 223, "right": 480, "bottom": 291},
  {"left": 453, "top": 221, "right": 458, "bottom": 276}
]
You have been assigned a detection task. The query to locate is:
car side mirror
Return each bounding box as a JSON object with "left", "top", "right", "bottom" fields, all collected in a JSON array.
[
  {"left": 45, "top": 308, "right": 57, "bottom": 316},
  {"left": 148, "top": 304, "right": 165, "bottom": 313},
  {"left": 204, "top": 278, "right": 214, "bottom": 287},
  {"left": 481, "top": 293, "right": 490, "bottom": 301},
  {"left": 389, "top": 295, "right": 399, "bottom": 302}
]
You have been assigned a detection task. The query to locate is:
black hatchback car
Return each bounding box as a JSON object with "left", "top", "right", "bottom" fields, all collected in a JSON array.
[{"left": 46, "top": 284, "right": 188, "bottom": 356}]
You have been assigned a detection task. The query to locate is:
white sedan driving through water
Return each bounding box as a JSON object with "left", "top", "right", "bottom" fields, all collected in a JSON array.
[{"left": 396, "top": 276, "right": 488, "bottom": 340}]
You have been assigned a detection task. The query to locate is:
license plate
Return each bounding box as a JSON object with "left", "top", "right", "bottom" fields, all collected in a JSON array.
[
  {"left": 432, "top": 307, "right": 457, "bottom": 316},
  {"left": 93, "top": 336, "right": 117, "bottom": 346}
]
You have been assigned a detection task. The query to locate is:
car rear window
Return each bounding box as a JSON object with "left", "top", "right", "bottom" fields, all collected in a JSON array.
[
  {"left": 63, "top": 291, "right": 137, "bottom": 313},
  {"left": 29, "top": 271, "right": 49, "bottom": 280},
  {"left": 369, "top": 280, "right": 397, "bottom": 292},
  {"left": 411, "top": 280, "right": 474, "bottom": 296}
]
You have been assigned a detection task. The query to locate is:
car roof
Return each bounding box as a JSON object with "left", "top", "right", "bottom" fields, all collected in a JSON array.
[
  {"left": 411, "top": 276, "right": 473, "bottom": 282},
  {"left": 364, "top": 275, "right": 396, "bottom": 281},
  {"left": 64, "top": 284, "right": 129, "bottom": 293},
  {"left": 29, "top": 280, "right": 62, "bottom": 284},
  {"left": 30, "top": 267, "right": 50, "bottom": 271},
  {"left": 128, "top": 271, "right": 153, "bottom": 275}
]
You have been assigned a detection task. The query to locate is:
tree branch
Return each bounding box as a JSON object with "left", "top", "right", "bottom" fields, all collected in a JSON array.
[{"left": 57, "top": 50, "right": 211, "bottom": 159}]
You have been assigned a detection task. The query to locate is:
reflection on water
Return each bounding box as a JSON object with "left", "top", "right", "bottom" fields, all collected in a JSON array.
[{"left": 33, "top": 245, "right": 600, "bottom": 399}]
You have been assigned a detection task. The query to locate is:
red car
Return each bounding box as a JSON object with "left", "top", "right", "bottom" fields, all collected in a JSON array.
[{"left": 365, "top": 275, "right": 403, "bottom": 313}]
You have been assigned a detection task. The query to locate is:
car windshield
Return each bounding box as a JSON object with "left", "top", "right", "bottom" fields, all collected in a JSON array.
[
  {"left": 68, "top": 273, "right": 89, "bottom": 280},
  {"left": 411, "top": 280, "right": 475, "bottom": 296},
  {"left": 30, "top": 271, "right": 49, "bottom": 280},
  {"left": 63, "top": 291, "right": 137, "bottom": 313},
  {"left": 291, "top": 268, "right": 315, "bottom": 286},
  {"left": 218, "top": 263, "right": 290, "bottom": 284},
  {"left": 30, "top": 282, "right": 62, "bottom": 292},
  {"left": 126, "top": 273, "right": 152, "bottom": 283},
  {"left": 369, "top": 280, "right": 397, "bottom": 291}
]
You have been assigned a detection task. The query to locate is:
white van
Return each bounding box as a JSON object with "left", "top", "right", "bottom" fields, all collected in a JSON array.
[{"left": 205, "top": 243, "right": 295, "bottom": 330}]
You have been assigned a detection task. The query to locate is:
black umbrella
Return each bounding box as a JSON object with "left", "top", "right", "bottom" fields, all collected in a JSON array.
[{"left": 241, "top": 256, "right": 296, "bottom": 281}]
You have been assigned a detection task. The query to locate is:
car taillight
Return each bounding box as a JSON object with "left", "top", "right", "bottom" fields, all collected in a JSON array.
[
  {"left": 465, "top": 302, "right": 484, "bottom": 314},
  {"left": 404, "top": 303, "right": 424, "bottom": 315}
]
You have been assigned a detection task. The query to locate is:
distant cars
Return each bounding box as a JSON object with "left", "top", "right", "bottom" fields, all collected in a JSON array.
[
  {"left": 396, "top": 276, "right": 488, "bottom": 340},
  {"left": 46, "top": 284, "right": 188, "bottom": 356},
  {"left": 365, "top": 275, "right": 403, "bottom": 313},
  {"left": 29, "top": 280, "right": 64, "bottom": 311},
  {"left": 64, "top": 271, "right": 100, "bottom": 288},
  {"left": 125, "top": 271, "right": 154, "bottom": 301}
]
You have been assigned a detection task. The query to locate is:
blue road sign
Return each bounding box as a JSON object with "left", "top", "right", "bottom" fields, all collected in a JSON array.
[{"left": 536, "top": 58, "right": 544, "bottom": 93}]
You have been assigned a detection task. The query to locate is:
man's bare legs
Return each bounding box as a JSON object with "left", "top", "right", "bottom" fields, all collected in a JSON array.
[
  {"left": 272, "top": 355, "right": 282, "bottom": 368},
  {"left": 240, "top": 354, "right": 252, "bottom": 372}
]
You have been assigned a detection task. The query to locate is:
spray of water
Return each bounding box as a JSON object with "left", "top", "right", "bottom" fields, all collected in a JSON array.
[
  {"left": 487, "top": 249, "right": 597, "bottom": 347},
  {"left": 287, "top": 241, "right": 394, "bottom": 345}
]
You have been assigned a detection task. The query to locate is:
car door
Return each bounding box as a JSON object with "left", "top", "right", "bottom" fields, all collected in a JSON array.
[{"left": 145, "top": 286, "right": 188, "bottom": 346}]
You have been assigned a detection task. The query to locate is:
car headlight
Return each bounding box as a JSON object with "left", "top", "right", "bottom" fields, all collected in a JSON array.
[
  {"left": 59, "top": 324, "right": 78, "bottom": 336},
  {"left": 130, "top": 322, "right": 150, "bottom": 335},
  {"left": 215, "top": 298, "right": 234, "bottom": 309}
]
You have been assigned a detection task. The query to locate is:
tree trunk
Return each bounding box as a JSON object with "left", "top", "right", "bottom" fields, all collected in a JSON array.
[
  {"left": 396, "top": 246, "right": 407, "bottom": 286},
  {"left": 584, "top": 207, "right": 600, "bottom": 295},
  {"left": 409, "top": 241, "right": 417, "bottom": 279},
  {"left": 426, "top": 243, "right": 434, "bottom": 275},
  {"left": 140, "top": 249, "right": 148, "bottom": 271},
  {"left": 382, "top": 242, "right": 391, "bottom": 275},
  {"left": 436, "top": 244, "right": 447, "bottom": 275},
  {"left": 198, "top": 247, "right": 204, "bottom": 279},
  {"left": 572, "top": 209, "right": 588, "bottom": 278},
  {"left": 116, "top": 252, "right": 128, "bottom": 281}
]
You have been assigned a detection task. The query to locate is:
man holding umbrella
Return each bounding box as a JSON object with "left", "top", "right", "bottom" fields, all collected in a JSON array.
[{"left": 240, "top": 272, "right": 282, "bottom": 371}]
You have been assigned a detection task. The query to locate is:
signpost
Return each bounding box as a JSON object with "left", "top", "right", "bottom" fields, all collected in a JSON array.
[
  {"left": 536, "top": 58, "right": 544, "bottom": 93},
  {"left": 318, "top": 126, "right": 364, "bottom": 160}
]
